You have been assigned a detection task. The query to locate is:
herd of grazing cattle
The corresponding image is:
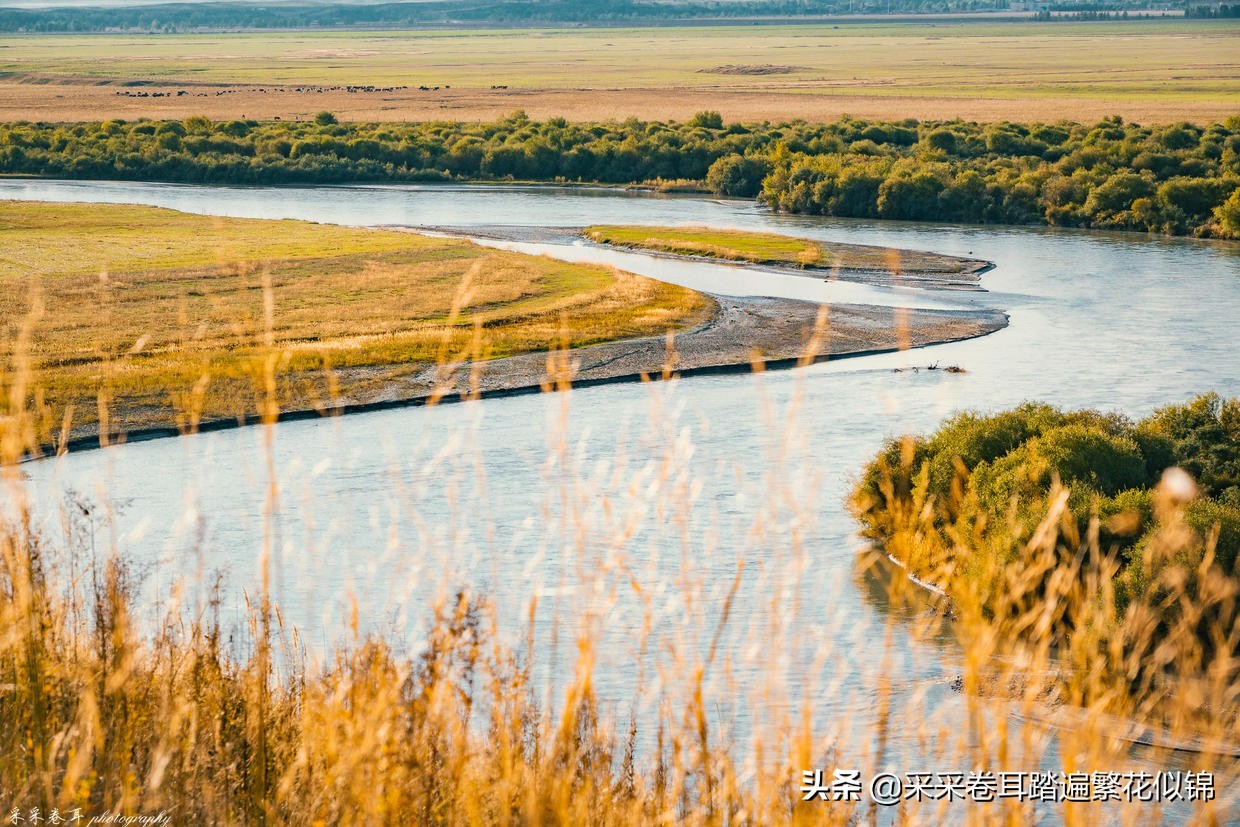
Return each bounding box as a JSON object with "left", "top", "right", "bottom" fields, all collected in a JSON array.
[{"left": 114, "top": 83, "right": 454, "bottom": 99}]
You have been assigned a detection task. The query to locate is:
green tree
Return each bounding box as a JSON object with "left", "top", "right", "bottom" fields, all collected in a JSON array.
[
  {"left": 1215, "top": 187, "right": 1240, "bottom": 238},
  {"left": 687, "top": 111, "right": 723, "bottom": 130},
  {"left": 924, "top": 128, "right": 957, "bottom": 154},
  {"left": 704, "top": 154, "right": 770, "bottom": 198},
  {"left": 1084, "top": 173, "right": 1155, "bottom": 217},
  {"left": 877, "top": 171, "right": 945, "bottom": 220}
]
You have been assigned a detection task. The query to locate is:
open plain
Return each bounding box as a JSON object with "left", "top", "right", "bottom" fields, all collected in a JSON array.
[{"left": 2, "top": 20, "right": 1237, "bottom": 123}]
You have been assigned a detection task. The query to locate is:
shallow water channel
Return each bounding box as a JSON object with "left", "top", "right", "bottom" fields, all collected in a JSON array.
[{"left": 3, "top": 180, "right": 1240, "bottom": 813}]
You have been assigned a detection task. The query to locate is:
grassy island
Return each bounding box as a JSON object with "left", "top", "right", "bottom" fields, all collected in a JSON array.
[
  {"left": 584, "top": 225, "right": 989, "bottom": 276},
  {"left": 0, "top": 201, "right": 713, "bottom": 446}
]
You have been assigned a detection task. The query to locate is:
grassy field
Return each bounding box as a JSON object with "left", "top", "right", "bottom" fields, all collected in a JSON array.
[
  {"left": 584, "top": 225, "right": 986, "bottom": 273},
  {"left": 0, "top": 201, "right": 713, "bottom": 444},
  {"left": 1, "top": 20, "right": 1236, "bottom": 123}
]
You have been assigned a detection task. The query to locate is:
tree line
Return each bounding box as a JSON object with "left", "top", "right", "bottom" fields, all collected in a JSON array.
[
  {"left": 1, "top": 111, "right": 1237, "bottom": 237},
  {"left": 0, "top": 0, "right": 1147, "bottom": 33},
  {"left": 1187, "top": 3, "right": 1240, "bottom": 16}
]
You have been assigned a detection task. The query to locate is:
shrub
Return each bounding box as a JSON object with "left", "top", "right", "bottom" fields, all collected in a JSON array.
[
  {"left": 1215, "top": 187, "right": 1240, "bottom": 238},
  {"left": 854, "top": 394, "right": 1240, "bottom": 588},
  {"left": 704, "top": 153, "right": 770, "bottom": 197},
  {"left": 687, "top": 110, "right": 723, "bottom": 130}
]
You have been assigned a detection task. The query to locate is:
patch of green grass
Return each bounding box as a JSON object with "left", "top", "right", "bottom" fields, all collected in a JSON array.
[
  {"left": 584, "top": 225, "right": 982, "bottom": 273},
  {"left": 0, "top": 202, "right": 443, "bottom": 278}
]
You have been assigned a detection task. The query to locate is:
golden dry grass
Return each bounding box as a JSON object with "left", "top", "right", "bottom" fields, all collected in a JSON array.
[
  {"left": 2, "top": 370, "right": 1237, "bottom": 824},
  {"left": 0, "top": 201, "right": 713, "bottom": 444}
]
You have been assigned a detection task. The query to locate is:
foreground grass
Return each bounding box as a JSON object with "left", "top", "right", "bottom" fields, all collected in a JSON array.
[
  {"left": 0, "top": 512, "right": 813, "bottom": 826},
  {"left": 0, "top": 201, "right": 713, "bottom": 444},
  {"left": 584, "top": 225, "right": 985, "bottom": 274},
  {"left": 2, "top": 381, "right": 1238, "bottom": 824}
]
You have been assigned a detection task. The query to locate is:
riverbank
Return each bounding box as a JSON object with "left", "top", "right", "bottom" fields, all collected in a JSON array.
[
  {"left": 45, "top": 296, "right": 1006, "bottom": 455},
  {"left": 0, "top": 200, "right": 713, "bottom": 452},
  {"left": 583, "top": 225, "right": 995, "bottom": 291}
]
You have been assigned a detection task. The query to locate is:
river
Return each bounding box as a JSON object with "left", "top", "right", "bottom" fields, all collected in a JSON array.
[{"left": 3, "top": 179, "right": 1239, "bottom": 807}]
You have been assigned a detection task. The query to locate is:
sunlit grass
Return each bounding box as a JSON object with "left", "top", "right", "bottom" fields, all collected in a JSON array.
[
  {"left": 2, "top": 22, "right": 1237, "bottom": 123},
  {"left": 0, "top": 201, "right": 714, "bottom": 444},
  {"left": 2, "top": 22, "right": 1236, "bottom": 100},
  {"left": 3, "top": 336, "right": 1237, "bottom": 824}
]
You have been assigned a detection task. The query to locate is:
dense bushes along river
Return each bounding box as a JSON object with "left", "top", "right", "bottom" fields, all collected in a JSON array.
[
  {"left": 3, "top": 111, "right": 1239, "bottom": 237},
  {"left": 851, "top": 393, "right": 1240, "bottom": 663}
]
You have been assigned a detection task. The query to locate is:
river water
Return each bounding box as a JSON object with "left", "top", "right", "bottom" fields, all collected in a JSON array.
[{"left": 3, "top": 180, "right": 1239, "bottom": 803}]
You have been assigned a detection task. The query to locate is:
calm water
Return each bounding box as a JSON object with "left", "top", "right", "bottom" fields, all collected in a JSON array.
[{"left": 3, "top": 180, "right": 1240, "bottom": 798}]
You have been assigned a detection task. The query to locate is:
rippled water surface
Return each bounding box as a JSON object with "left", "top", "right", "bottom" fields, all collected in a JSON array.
[{"left": 3, "top": 179, "right": 1239, "bottom": 775}]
